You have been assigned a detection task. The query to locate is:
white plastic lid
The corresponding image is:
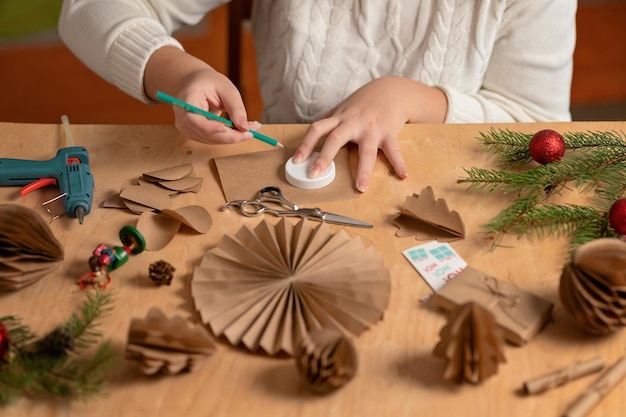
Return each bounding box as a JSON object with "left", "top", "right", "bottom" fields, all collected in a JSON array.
[{"left": 285, "top": 152, "right": 335, "bottom": 190}]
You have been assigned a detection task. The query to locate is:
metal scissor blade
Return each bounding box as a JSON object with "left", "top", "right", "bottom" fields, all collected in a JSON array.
[{"left": 320, "top": 212, "right": 373, "bottom": 228}]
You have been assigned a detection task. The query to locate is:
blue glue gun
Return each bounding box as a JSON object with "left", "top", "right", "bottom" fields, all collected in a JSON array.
[{"left": 0, "top": 146, "right": 94, "bottom": 224}]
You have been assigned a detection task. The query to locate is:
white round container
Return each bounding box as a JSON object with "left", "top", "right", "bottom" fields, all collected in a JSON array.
[{"left": 285, "top": 152, "right": 335, "bottom": 190}]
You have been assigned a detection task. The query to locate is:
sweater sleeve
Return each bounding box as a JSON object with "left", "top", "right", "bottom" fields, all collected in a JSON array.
[
  {"left": 442, "top": 0, "right": 577, "bottom": 123},
  {"left": 58, "top": 0, "right": 227, "bottom": 103}
]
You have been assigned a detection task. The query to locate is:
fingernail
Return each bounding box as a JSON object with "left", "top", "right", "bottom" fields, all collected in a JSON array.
[
  {"left": 309, "top": 164, "right": 323, "bottom": 178},
  {"left": 356, "top": 181, "right": 368, "bottom": 192},
  {"left": 248, "top": 121, "right": 262, "bottom": 131},
  {"left": 243, "top": 131, "right": 253, "bottom": 140},
  {"left": 293, "top": 151, "right": 305, "bottom": 164}
]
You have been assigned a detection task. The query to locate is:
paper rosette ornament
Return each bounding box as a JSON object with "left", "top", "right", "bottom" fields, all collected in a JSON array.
[
  {"left": 191, "top": 218, "right": 390, "bottom": 356},
  {"left": 0, "top": 204, "right": 64, "bottom": 290},
  {"left": 559, "top": 238, "right": 626, "bottom": 334}
]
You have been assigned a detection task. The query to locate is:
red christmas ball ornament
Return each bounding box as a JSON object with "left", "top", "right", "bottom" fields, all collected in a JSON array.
[
  {"left": 609, "top": 198, "right": 626, "bottom": 236},
  {"left": 529, "top": 129, "right": 566, "bottom": 164},
  {"left": 0, "top": 321, "right": 9, "bottom": 362}
]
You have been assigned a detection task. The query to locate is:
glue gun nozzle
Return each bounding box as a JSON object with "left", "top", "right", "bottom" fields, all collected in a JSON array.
[{"left": 75, "top": 206, "right": 86, "bottom": 225}]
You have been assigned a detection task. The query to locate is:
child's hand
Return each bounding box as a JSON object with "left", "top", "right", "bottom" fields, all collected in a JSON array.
[
  {"left": 292, "top": 76, "right": 447, "bottom": 192},
  {"left": 145, "top": 46, "right": 258, "bottom": 145}
]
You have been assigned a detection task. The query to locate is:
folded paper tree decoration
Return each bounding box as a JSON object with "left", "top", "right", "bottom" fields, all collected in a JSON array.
[
  {"left": 433, "top": 302, "right": 506, "bottom": 384},
  {"left": 191, "top": 217, "right": 390, "bottom": 356},
  {"left": 0, "top": 204, "right": 64, "bottom": 290},
  {"left": 393, "top": 186, "right": 465, "bottom": 241},
  {"left": 295, "top": 327, "right": 358, "bottom": 393},
  {"left": 559, "top": 238, "right": 626, "bottom": 335},
  {"left": 103, "top": 164, "right": 212, "bottom": 250},
  {"left": 126, "top": 307, "right": 216, "bottom": 375},
  {"left": 433, "top": 266, "right": 554, "bottom": 346}
]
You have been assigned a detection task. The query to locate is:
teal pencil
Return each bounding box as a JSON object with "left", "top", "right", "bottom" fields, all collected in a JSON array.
[{"left": 156, "top": 91, "right": 284, "bottom": 148}]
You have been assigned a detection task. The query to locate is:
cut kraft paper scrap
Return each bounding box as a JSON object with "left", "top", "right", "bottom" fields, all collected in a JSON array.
[
  {"left": 102, "top": 163, "right": 212, "bottom": 250},
  {"left": 191, "top": 217, "right": 390, "bottom": 356}
]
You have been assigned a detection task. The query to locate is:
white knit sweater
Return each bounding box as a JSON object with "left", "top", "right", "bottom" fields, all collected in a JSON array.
[{"left": 58, "top": 0, "right": 577, "bottom": 124}]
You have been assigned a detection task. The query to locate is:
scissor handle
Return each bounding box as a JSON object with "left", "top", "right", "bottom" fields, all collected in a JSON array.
[{"left": 257, "top": 186, "right": 298, "bottom": 211}]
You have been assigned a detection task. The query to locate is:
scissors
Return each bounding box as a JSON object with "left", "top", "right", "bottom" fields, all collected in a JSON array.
[{"left": 222, "top": 186, "right": 373, "bottom": 228}]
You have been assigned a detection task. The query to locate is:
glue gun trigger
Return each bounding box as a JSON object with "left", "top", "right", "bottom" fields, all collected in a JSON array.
[{"left": 19, "top": 178, "right": 58, "bottom": 197}]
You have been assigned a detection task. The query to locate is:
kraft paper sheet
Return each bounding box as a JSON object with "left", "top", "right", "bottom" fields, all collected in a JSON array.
[{"left": 213, "top": 147, "right": 358, "bottom": 204}]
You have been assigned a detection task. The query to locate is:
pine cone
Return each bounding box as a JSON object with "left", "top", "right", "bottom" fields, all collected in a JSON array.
[
  {"left": 294, "top": 328, "right": 358, "bottom": 394},
  {"left": 36, "top": 326, "right": 75, "bottom": 358},
  {"left": 149, "top": 260, "right": 175, "bottom": 285}
]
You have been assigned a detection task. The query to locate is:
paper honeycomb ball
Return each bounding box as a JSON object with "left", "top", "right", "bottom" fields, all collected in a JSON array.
[
  {"left": 559, "top": 238, "right": 626, "bottom": 334},
  {"left": 294, "top": 327, "right": 358, "bottom": 394}
]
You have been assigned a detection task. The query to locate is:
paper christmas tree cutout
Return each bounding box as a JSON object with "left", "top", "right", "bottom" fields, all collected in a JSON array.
[
  {"left": 126, "top": 307, "right": 216, "bottom": 375},
  {"left": 393, "top": 186, "right": 465, "bottom": 241},
  {"left": 433, "top": 302, "right": 506, "bottom": 384},
  {"left": 191, "top": 218, "right": 390, "bottom": 356},
  {"left": 0, "top": 204, "right": 64, "bottom": 290}
]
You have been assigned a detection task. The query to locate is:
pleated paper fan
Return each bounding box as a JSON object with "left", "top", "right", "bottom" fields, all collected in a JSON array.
[{"left": 191, "top": 218, "right": 390, "bottom": 356}]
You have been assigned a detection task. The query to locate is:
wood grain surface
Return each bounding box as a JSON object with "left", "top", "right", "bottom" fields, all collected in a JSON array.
[{"left": 0, "top": 121, "right": 624, "bottom": 417}]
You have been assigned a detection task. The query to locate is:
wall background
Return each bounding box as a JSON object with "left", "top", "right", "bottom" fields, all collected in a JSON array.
[{"left": 0, "top": 1, "right": 624, "bottom": 124}]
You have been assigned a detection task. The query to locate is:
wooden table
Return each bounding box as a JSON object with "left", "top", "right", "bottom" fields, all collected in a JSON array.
[{"left": 0, "top": 121, "right": 624, "bottom": 417}]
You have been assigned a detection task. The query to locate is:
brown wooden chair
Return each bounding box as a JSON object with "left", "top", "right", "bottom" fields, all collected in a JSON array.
[{"left": 227, "top": 0, "right": 253, "bottom": 89}]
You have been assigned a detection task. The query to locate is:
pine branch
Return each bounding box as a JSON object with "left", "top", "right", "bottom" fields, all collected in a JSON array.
[
  {"left": 458, "top": 147, "right": 626, "bottom": 196},
  {"left": 477, "top": 128, "right": 626, "bottom": 166},
  {"left": 460, "top": 129, "right": 626, "bottom": 250},
  {"left": 63, "top": 290, "right": 114, "bottom": 351},
  {"left": 0, "top": 291, "right": 117, "bottom": 406},
  {"left": 0, "top": 316, "right": 36, "bottom": 349}
]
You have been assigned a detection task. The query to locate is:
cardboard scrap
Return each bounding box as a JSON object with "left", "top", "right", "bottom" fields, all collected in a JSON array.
[
  {"left": 191, "top": 217, "right": 390, "bottom": 356},
  {"left": 394, "top": 186, "right": 465, "bottom": 242}
]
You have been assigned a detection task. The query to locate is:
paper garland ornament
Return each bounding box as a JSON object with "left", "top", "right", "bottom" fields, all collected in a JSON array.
[
  {"left": 0, "top": 204, "right": 64, "bottom": 290},
  {"left": 433, "top": 302, "right": 506, "bottom": 384},
  {"left": 126, "top": 307, "right": 216, "bottom": 375},
  {"left": 191, "top": 218, "right": 390, "bottom": 356},
  {"left": 393, "top": 186, "right": 465, "bottom": 241},
  {"left": 559, "top": 238, "right": 626, "bottom": 334},
  {"left": 295, "top": 327, "right": 358, "bottom": 393}
]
